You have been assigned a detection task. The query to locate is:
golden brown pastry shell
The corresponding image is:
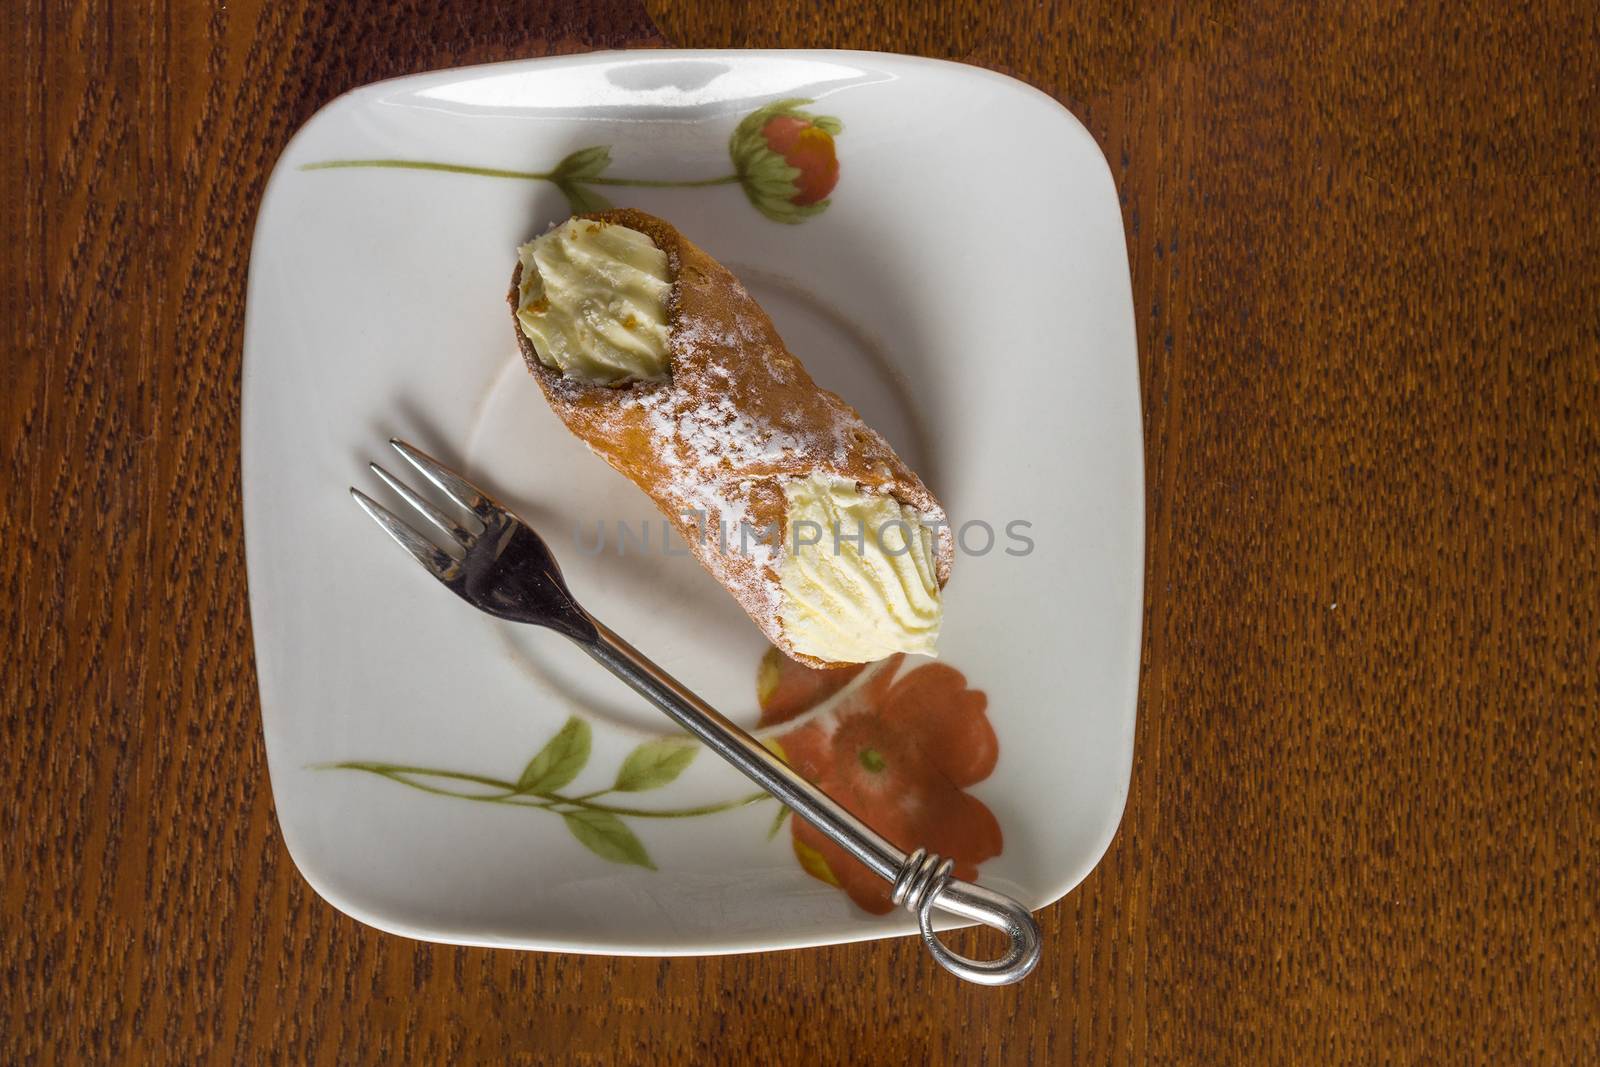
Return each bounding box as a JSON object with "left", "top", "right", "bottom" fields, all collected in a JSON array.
[{"left": 509, "top": 208, "right": 952, "bottom": 668}]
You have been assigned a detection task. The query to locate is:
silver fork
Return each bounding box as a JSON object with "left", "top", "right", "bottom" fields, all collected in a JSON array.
[{"left": 352, "top": 438, "right": 1042, "bottom": 985}]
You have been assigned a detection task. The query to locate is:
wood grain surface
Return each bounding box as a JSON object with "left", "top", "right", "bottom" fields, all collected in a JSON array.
[{"left": 4, "top": 1, "right": 1597, "bottom": 1062}]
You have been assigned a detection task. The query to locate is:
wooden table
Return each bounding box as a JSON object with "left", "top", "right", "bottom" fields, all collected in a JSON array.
[{"left": 4, "top": 1, "right": 1596, "bottom": 1061}]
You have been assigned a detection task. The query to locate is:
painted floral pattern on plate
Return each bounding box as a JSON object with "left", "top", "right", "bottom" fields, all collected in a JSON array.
[
  {"left": 328, "top": 648, "right": 1003, "bottom": 914},
  {"left": 302, "top": 99, "right": 841, "bottom": 224},
  {"left": 760, "top": 651, "right": 1003, "bottom": 914}
]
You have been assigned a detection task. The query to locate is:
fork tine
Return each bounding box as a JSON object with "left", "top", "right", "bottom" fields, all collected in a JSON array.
[
  {"left": 350, "top": 488, "right": 457, "bottom": 579},
  {"left": 369, "top": 462, "right": 474, "bottom": 545},
  {"left": 389, "top": 438, "right": 503, "bottom": 521}
]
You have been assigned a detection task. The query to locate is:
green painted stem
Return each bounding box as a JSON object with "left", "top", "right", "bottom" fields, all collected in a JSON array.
[
  {"left": 323, "top": 762, "right": 514, "bottom": 791},
  {"left": 498, "top": 792, "right": 770, "bottom": 818},
  {"left": 584, "top": 175, "right": 740, "bottom": 188},
  {"left": 323, "top": 761, "right": 768, "bottom": 819},
  {"left": 300, "top": 159, "right": 740, "bottom": 188},
  {"left": 301, "top": 160, "right": 552, "bottom": 180},
  {"left": 367, "top": 773, "right": 521, "bottom": 803}
]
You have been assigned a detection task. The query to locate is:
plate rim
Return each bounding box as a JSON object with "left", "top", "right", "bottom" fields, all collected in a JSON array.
[{"left": 243, "top": 47, "right": 1145, "bottom": 956}]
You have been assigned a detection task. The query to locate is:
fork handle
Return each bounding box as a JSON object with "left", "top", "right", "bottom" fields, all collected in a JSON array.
[{"left": 577, "top": 615, "right": 1042, "bottom": 986}]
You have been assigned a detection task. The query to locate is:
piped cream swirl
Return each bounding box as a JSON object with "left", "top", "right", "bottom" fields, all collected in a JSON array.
[
  {"left": 515, "top": 219, "right": 672, "bottom": 385},
  {"left": 777, "top": 474, "right": 943, "bottom": 663}
]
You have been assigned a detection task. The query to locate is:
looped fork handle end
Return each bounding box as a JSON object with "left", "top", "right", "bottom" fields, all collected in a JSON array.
[{"left": 893, "top": 849, "right": 1042, "bottom": 986}]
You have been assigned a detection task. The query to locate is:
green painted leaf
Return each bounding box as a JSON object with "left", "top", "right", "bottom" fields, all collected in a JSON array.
[
  {"left": 746, "top": 193, "right": 826, "bottom": 225},
  {"left": 563, "top": 809, "right": 654, "bottom": 869},
  {"left": 812, "top": 115, "right": 843, "bottom": 136},
  {"left": 745, "top": 149, "right": 799, "bottom": 185},
  {"left": 516, "top": 717, "right": 591, "bottom": 793},
  {"left": 613, "top": 738, "right": 698, "bottom": 792},
  {"left": 551, "top": 145, "right": 612, "bottom": 181},
  {"left": 555, "top": 180, "right": 614, "bottom": 214},
  {"left": 766, "top": 804, "right": 791, "bottom": 840}
]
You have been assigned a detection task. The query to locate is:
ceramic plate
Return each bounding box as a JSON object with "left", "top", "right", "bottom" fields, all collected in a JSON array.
[{"left": 243, "top": 50, "right": 1142, "bottom": 955}]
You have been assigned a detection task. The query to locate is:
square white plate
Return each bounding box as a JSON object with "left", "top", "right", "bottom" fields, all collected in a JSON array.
[{"left": 244, "top": 50, "right": 1142, "bottom": 956}]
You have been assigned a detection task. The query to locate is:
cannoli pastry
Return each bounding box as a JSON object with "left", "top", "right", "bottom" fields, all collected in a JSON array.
[{"left": 509, "top": 209, "right": 951, "bottom": 668}]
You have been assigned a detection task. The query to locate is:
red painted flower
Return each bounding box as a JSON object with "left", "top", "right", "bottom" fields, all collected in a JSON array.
[
  {"left": 757, "top": 649, "right": 863, "bottom": 728},
  {"left": 729, "top": 99, "right": 843, "bottom": 224},
  {"left": 759, "top": 651, "right": 1002, "bottom": 914}
]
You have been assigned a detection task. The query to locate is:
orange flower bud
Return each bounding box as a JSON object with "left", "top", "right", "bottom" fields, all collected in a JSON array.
[{"left": 728, "top": 99, "right": 843, "bottom": 223}]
